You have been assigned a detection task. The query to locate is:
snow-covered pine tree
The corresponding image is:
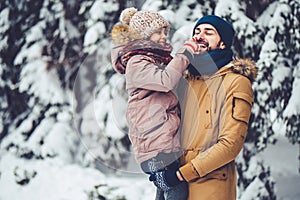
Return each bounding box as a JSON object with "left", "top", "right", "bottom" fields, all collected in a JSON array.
[
  {"left": 73, "top": 0, "right": 134, "bottom": 173},
  {"left": 0, "top": 0, "right": 79, "bottom": 182},
  {"left": 277, "top": 0, "right": 300, "bottom": 168},
  {"left": 244, "top": 0, "right": 299, "bottom": 165},
  {"left": 0, "top": 0, "right": 119, "bottom": 198},
  {"left": 246, "top": 0, "right": 300, "bottom": 184},
  {"left": 0, "top": 0, "right": 299, "bottom": 199},
  {"left": 219, "top": 0, "right": 300, "bottom": 198}
]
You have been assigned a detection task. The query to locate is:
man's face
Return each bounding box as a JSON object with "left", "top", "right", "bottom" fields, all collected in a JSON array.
[{"left": 193, "top": 23, "right": 226, "bottom": 51}]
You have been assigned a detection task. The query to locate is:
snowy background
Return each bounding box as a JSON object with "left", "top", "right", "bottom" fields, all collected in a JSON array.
[{"left": 0, "top": 0, "right": 299, "bottom": 199}]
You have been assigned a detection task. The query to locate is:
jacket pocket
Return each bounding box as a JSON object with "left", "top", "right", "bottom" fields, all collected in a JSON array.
[
  {"left": 192, "top": 165, "right": 228, "bottom": 184},
  {"left": 232, "top": 92, "right": 253, "bottom": 125},
  {"left": 204, "top": 165, "right": 228, "bottom": 180}
]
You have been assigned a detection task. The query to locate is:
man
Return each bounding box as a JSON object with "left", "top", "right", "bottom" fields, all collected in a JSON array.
[{"left": 149, "top": 15, "right": 258, "bottom": 199}]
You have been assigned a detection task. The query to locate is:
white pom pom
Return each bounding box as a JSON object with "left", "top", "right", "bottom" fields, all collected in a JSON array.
[{"left": 120, "top": 7, "right": 138, "bottom": 25}]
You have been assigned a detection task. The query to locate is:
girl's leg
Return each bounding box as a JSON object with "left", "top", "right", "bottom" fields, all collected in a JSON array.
[
  {"left": 155, "top": 188, "right": 165, "bottom": 200},
  {"left": 164, "top": 182, "right": 188, "bottom": 200}
]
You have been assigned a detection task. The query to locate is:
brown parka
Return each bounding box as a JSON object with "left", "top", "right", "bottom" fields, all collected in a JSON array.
[{"left": 178, "top": 58, "right": 258, "bottom": 200}]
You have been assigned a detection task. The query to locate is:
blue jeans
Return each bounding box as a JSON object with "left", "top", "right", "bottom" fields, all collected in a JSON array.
[{"left": 155, "top": 181, "right": 188, "bottom": 200}]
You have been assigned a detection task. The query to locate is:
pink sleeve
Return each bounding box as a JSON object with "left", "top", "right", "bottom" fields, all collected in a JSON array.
[{"left": 126, "top": 54, "right": 190, "bottom": 92}]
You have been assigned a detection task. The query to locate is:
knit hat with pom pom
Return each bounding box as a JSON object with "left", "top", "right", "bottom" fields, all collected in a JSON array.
[{"left": 111, "top": 7, "right": 170, "bottom": 44}]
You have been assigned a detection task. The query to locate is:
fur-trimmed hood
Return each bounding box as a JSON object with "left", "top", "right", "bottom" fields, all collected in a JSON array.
[
  {"left": 230, "top": 58, "right": 258, "bottom": 82},
  {"left": 111, "top": 23, "right": 143, "bottom": 45},
  {"left": 186, "top": 57, "right": 258, "bottom": 83}
]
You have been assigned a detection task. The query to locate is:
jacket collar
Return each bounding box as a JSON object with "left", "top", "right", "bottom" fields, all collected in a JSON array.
[{"left": 188, "top": 58, "right": 258, "bottom": 83}]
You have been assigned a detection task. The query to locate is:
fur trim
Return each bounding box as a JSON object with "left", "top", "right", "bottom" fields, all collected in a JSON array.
[
  {"left": 111, "top": 24, "right": 130, "bottom": 45},
  {"left": 231, "top": 58, "right": 258, "bottom": 82},
  {"left": 111, "top": 24, "right": 143, "bottom": 45},
  {"left": 120, "top": 7, "right": 137, "bottom": 25}
]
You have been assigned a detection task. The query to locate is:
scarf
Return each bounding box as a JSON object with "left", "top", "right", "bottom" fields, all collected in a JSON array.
[
  {"left": 188, "top": 49, "right": 233, "bottom": 76},
  {"left": 117, "top": 40, "right": 173, "bottom": 74}
]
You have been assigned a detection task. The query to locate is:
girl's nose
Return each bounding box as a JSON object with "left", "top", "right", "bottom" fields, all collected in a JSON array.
[{"left": 162, "top": 32, "right": 167, "bottom": 39}]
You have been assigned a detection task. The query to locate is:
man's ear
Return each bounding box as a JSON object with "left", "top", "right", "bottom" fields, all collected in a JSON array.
[{"left": 219, "top": 41, "right": 226, "bottom": 49}]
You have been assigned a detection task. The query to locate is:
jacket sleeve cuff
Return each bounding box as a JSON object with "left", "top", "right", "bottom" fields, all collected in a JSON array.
[
  {"left": 179, "top": 162, "right": 200, "bottom": 182},
  {"left": 176, "top": 47, "right": 193, "bottom": 61}
]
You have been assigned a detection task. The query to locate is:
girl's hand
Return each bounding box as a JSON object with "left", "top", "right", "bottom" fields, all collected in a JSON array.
[{"left": 184, "top": 39, "right": 208, "bottom": 54}]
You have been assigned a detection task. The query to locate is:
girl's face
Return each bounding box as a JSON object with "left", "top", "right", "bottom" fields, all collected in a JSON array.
[
  {"left": 193, "top": 23, "right": 226, "bottom": 51},
  {"left": 149, "top": 27, "right": 169, "bottom": 45}
]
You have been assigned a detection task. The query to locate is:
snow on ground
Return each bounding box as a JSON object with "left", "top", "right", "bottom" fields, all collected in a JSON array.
[
  {"left": 0, "top": 136, "right": 299, "bottom": 200},
  {"left": 0, "top": 152, "right": 156, "bottom": 200},
  {"left": 105, "top": 173, "right": 156, "bottom": 200},
  {"left": 260, "top": 135, "right": 300, "bottom": 200}
]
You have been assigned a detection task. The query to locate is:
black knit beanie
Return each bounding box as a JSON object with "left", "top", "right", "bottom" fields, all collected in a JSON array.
[{"left": 192, "top": 15, "right": 235, "bottom": 49}]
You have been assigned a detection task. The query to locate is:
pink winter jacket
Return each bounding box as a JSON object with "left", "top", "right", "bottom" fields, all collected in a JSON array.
[{"left": 111, "top": 45, "right": 190, "bottom": 163}]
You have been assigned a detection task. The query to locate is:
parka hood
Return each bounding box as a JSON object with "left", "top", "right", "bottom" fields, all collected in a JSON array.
[
  {"left": 187, "top": 58, "right": 258, "bottom": 83},
  {"left": 213, "top": 58, "right": 258, "bottom": 83},
  {"left": 230, "top": 58, "right": 258, "bottom": 82}
]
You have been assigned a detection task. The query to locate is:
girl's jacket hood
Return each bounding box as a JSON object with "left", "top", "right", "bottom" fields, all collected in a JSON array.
[
  {"left": 111, "top": 45, "right": 126, "bottom": 74},
  {"left": 111, "top": 40, "right": 173, "bottom": 75}
]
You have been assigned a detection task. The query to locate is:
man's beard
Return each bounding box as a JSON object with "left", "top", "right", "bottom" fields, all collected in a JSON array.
[{"left": 207, "top": 40, "right": 222, "bottom": 52}]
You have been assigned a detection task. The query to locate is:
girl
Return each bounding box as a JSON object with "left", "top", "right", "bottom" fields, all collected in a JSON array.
[{"left": 111, "top": 7, "right": 199, "bottom": 200}]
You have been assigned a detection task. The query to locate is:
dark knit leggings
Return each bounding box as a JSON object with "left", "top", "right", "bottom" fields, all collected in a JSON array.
[{"left": 141, "top": 153, "right": 188, "bottom": 200}]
